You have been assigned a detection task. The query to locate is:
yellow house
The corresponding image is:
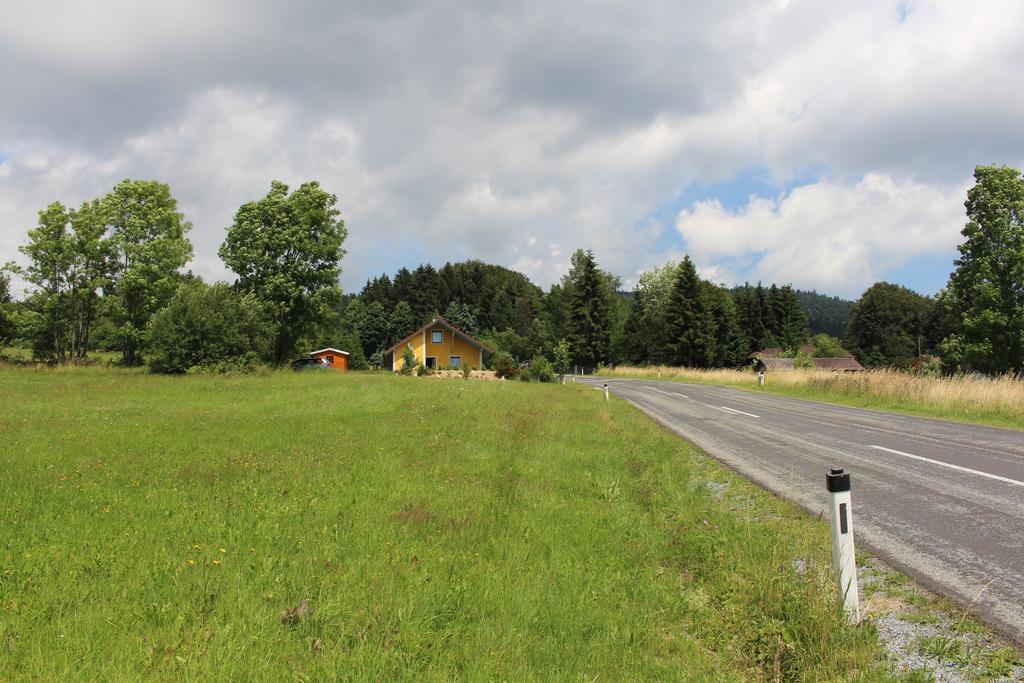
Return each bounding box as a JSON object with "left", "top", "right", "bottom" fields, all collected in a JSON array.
[{"left": 386, "top": 316, "right": 492, "bottom": 371}]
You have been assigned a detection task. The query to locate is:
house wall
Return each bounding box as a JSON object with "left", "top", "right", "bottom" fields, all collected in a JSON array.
[
  {"left": 391, "top": 327, "right": 483, "bottom": 370},
  {"left": 423, "top": 327, "right": 481, "bottom": 369}
]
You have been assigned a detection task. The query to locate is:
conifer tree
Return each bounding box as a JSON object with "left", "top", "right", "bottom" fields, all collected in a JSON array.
[
  {"left": 709, "top": 285, "right": 748, "bottom": 367},
  {"left": 733, "top": 283, "right": 765, "bottom": 353},
  {"left": 443, "top": 300, "right": 479, "bottom": 337},
  {"left": 664, "top": 256, "right": 715, "bottom": 367},
  {"left": 567, "top": 249, "right": 612, "bottom": 368},
  {"left": 387, "top": 300, "right": 416, "bottom": 346},
  {"left": 773, "top": 285, "right": 809, "bottom": 351},
  {"left": 621, "top": 290, "right": 648, "bottom": 364}
]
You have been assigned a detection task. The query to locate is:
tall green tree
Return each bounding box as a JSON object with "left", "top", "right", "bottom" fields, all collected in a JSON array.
[
  {"left": 621, "top": 290, "right": 648, "bottom": 364},
  {"left": 409, "top": 264, "right": 444, "bottom": 324},
  {"left": 105, "top": 180, "right": 192, "bottom": 365},
  {"left": 360, "top": 274, "right": 393, "bottom": 307},
  {"left": 0, "top": 271, "right": 16, "bottom": 346},
  {"left": 635, "top": 261, "right": 678, "bottom": 364},
  {"left": 845, "top": 282, "right": 933, "bottom": 369},
  {"left": 709, "top": 284, "right": 748, "bottom": 367},
  {"left": 16, "top": 200, "right": 112, "bottom": 362},
  {"left": 387, "top": 300, "right": 417, "bottom": 347},
  {"left": 664, "top": 256, "right": 715, "bottom": 367},
  {"left": 219, "top": 180, "right": 347, "bottom": 364},
  {"left": 338, "top": 298, "right": 388, "bottom": 358},
  {"left": 768, "top": 284, "right": 809, "bottom": 351},
  {"left": 942, "top": 165, "right": 1024, "bottom": 373},
  {"left": 566, "top": 249, "right": 612, "bottom": 368},
  {"left": 733, "top": 283, "right": 769, "bottom": 353},
  {"left": 443, "top": 300, "right": 479, "bottom": 337}
]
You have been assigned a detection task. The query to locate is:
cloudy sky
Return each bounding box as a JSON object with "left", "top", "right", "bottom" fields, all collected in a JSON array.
[{"left": 2, "top": 0, "right": 1022, "bottom": 299}]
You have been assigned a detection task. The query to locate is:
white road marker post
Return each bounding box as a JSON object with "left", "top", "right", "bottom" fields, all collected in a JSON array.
[
  {"left": 826, "top": 468, "right": 859, "bottom": 623},
  {"left": 758, "top": 370, "right": 765, "bottom": 387},
  {"left": 604, "top": 383, "right": 609, "bottom": 402},
  {"left": 657, "top": 369, "right": 661, "bottom": 380}
]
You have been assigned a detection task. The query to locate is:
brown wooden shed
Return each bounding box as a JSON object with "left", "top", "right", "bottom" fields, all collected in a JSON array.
[{"left": 309, "top": 348, "right": 350, "bottom": 372}]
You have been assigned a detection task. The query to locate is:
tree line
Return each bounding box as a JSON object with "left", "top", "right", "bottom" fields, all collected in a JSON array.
[
  {"left": 2, "top": 164, "right": 1022, "bottom": 376},
  {"left": 2, "top": 179, "right": 346, "bottom": 372}
]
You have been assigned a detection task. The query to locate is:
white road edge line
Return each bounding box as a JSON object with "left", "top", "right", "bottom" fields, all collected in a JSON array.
[
  {"left": 718, "top": 406, "right": 760, "bottom": 419},
  {"left": 869, "top": 445, "right": 1024, "bottom": 488},
  {"left": 672, "top": 392, "right": 689, "bottom": 398}
]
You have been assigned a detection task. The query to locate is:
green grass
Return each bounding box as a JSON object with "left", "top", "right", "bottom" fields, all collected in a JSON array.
[{"left": 0, "top": 366, "right": 888, "bottom": 679}]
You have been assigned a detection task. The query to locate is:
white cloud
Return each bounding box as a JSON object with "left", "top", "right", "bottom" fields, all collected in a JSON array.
[
  {"left": 676, "top": 173, "right": 968, "bottom": 296},
  {"left": 1, "top": 0, "right": 1023, "bottom": 295}
]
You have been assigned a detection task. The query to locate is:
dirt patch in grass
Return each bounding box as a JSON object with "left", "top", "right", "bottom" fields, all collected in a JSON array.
[{"left": 391, "top": 501, "right": 436, "bottom": 527}]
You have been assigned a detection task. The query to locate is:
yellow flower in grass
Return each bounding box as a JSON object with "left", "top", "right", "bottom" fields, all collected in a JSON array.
[
  {"left": 219, "top": 548, "right": 226, "bottom": 554},
  {"left": 212, "top": 560, "right": 221, "bottom": 566},
  {"left": 193, "top": 545, "right": 201, "bottom": 550},
  {"left": 187, "top": 559, "right": 195, "bottom": 566}
]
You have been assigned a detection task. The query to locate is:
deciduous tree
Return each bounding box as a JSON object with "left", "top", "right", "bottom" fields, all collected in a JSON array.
[
  {"left": 16, "top": 200, "right": 112, "bottom": 362},
  {"left": 106, "top": 180, "right": 192, "bottom": 365},
  {"left": 942, "top": 165, "right": 1024, "bottom": 373},
  {"left": 846, "top": 282, "right": 933, "bottom": 369},
  {"left": 219, "top": 180, "right": 346, "bottom": 364}
]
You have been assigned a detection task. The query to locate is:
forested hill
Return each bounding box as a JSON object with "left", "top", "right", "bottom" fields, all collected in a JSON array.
[
  {"left": 342, "top": 259, "right": 857, "bottom": 370},
  {"left": 358, "top": 260, "right": 542, "bottom": 333},
  {"left": 727, "top": 287, "right": 853, "bottom": 337},
  {"left": 793, "top": 290, "right": 855, "bottom": 337}
]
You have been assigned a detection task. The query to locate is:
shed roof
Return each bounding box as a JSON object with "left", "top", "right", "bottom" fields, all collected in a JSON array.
[
  {"left": 811, "top": 357, "right": 864, "bottom": 371},
  {"left": 310, "top": 348, "right": 350, "bottom": 356}
]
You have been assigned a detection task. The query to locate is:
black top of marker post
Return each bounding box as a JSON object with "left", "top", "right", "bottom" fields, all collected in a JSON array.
[{"left": 826, "top": 468, "right": 851, "bottom": 492}]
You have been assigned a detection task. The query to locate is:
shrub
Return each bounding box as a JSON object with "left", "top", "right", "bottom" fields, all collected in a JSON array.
[
  {"left": 494, "top": 352, "right": 517, "bottom": 379},
  {"left": 147, "top": 281, "right": 270, "bottom": 374},
  {"left": 793, "top": 350, "right": 815, "bottom": 369},
  {"left": 552, "top": 339, "right": 570, "bottom": 376},
  {"left": 811, "top": 333, "right": 847, "bottom": 358},
  {"left": 522, "top": 355, "right": 555, "bottom": 383},
  {"left": 400, "top": 347, "right": 417, "bottom": 375}
]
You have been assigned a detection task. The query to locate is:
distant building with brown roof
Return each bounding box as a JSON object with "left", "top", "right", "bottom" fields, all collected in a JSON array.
[{"left": 751, "top": 346, "right": 864, "bottom": 372}]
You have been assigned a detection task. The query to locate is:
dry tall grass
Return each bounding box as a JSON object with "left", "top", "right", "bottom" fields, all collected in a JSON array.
[{"left": 600, "top": 365, "right": 1024, "bottom": 428}]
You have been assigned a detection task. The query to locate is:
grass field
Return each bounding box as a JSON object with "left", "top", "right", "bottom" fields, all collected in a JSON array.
[
  {"left": 599, "top": 366, "right": 1024, "bottom": 431},
  {"left": 0, "top": 366, "right": 889, "bottom": 679}
]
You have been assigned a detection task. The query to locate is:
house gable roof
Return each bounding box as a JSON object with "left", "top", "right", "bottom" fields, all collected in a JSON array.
[
  {"left": 757, "top": 356, "right": 864, "bottom": 371},
  {"left": 385, "top": 316, "right": 493, "bottom": 355}
]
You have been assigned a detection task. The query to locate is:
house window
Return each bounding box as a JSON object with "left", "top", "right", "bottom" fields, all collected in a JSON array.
[
  {"left": 431, "top": 330, "right": 443, "bottom": 344},
  {"left": 325, "top": 356, "right": 334, "bottom": 365},
  {"left": 425, "top": 357, "right": 437, "bottom": 369},
  {"left": 449, "top": 356, "right": 461, "bottom": 369}
]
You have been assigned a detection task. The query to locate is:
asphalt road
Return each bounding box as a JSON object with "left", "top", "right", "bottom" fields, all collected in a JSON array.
[{"left": 581, "top": 377, "right": 1024, "bottom": 642}]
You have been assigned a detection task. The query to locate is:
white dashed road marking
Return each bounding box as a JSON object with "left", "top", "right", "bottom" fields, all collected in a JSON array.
[
  {"left": 869, "top": 445, "right": 1024, "bottom": 488},
  {"left": 717, "top": 406, "right": 760, "bottom": 419}
]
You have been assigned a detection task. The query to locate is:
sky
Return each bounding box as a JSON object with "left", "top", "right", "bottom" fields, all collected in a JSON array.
[{"left": 2, "top": 0, "right": 1023, "bottom": 300}]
